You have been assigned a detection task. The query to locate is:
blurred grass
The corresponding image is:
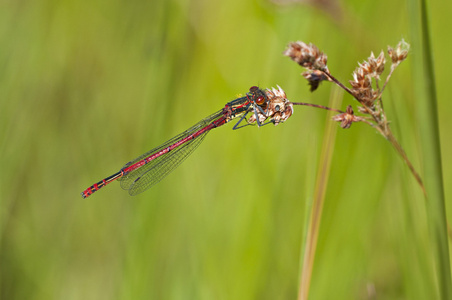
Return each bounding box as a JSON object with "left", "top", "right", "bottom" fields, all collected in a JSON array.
[
  {"left": 298, "top": 87, "right": 342, "bottom": 300},
  {"left": 408, "top": 0, "right": 452, "bottom": 297},
  {"left": 0, "top": 0, "right": 451, "bottom": 299}
]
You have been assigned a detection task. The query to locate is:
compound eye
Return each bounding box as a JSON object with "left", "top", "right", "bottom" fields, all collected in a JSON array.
[{"left": 256, "top": 96, "right": 265, "bottom": 105}]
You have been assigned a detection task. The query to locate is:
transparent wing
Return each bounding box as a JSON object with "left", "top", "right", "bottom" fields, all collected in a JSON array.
[{"left": 118, "top": 110, "right": 223, "bottom": 195}]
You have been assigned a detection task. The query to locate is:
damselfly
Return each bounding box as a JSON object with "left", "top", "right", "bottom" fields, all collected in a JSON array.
[{"left": 81, "top": 86, "right": 293, "bottom": 198}]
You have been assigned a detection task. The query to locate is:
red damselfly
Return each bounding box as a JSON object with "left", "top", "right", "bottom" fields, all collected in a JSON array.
[{"left": 81, "top": 86, "right": 293, "bottom": 198}]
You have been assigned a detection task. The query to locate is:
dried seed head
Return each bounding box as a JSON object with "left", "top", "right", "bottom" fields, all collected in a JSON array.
[
  {"left": 331, "top": 105, "right": 362, "bottom": 129},
  {"left": 357, "top": 105, "right": 378, "bottom": 114},
  {"left": 284, "top": 41, "right": 329, "bottom": 72},
  {"left": 247, "top": 110, "right": 268, "bottom": 125},
  {"left": 270, "top": 85, "right": 287, "bottom": 99},
  {"left": 350, "top": 56, "right": 381, "bottom": 107},
  {"left": 388, "top": 39, "right": 410, "bottom": 65},
  {"left": 303, "top": 70, "right": 329, "bottom": 92},
  {"left": 360, "top": 51, "right": 385, "bottom": 79},
  {"left": 248, "top": 86, "right": 293, "bottom": 126},
  {"left": 265, "top": 86, "right": 293, "bottom": 125},
  {"left": 353, "top": 89, "right": 378, "bottom": 107},
  {"left": 350, "top": 68, "right": 372, "bottom": 90}
]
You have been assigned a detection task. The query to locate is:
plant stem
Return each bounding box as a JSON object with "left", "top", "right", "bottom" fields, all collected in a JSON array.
[
  {"left": 290, "top": 102, "right": 344, "bottom": 113},
  {"left": 324, "top": 72, "right": 355, "bottom": 98},
  {"left": 383, "top": 126, "right": 426, "bottom": 196}
]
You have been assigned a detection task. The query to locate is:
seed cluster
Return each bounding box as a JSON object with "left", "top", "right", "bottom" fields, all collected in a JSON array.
[{"left": 284, "top": 39, "right": 410, "bottom": 129}]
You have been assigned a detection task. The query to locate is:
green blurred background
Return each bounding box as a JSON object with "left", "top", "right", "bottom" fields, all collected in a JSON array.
[{"left": 1, "top": 0, "right": 451, "bottom": 299}]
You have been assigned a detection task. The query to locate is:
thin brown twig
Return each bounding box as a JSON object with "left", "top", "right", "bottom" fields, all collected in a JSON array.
[
  {"left": 289, "top": 102, "right": 344, "bottom": 113},
  {"left": 323, "top": 72, "right": 356, "bottom": 99},
  {"left": 383, "top": 126, "right": 427, "bottom": 196},
  {"left": 379, "top": 65, "right": 396, "bottom": 97}
]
